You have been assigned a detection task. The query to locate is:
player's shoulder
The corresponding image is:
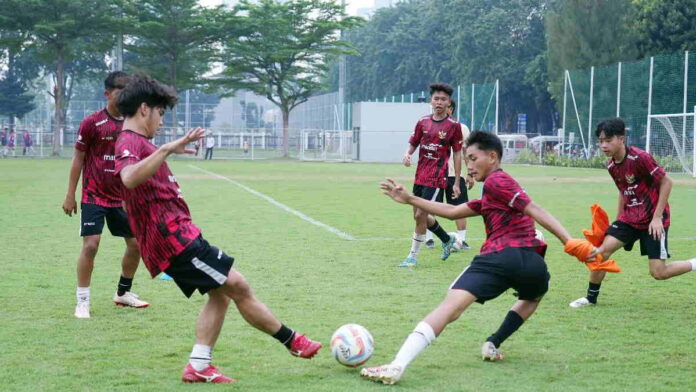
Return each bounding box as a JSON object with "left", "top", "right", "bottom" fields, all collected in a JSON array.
[
  {"left": 417, "top": 115, "right": 431, "bottom": 123},
  {"left": 446, "top": 116, "right": 458, "bottom": 124},
  {"left": 81, "top": 109, "right": 109, "bottom": 127},
  {"left": 485, "top": 169, "right": 517, "bottom": 188},
  {"left": 627, "top": 146, "right": 654, "bottom": 162}
]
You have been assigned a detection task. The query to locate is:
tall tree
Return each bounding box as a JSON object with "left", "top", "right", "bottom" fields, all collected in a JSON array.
[
  {"left": 633, "top": 0, "right": 696, "bottom": 56},
  {"left": 0, "top": 32, "right": 38, "bottom": 129},
  {"left": 124, "top": 0, "right": 226, "bottom": 130},
  {"left": 220, "top": 0, "right": 362, "bottom": 157},
  {"left": 0, "top": 0, "right": 117, "bottom": 155}
]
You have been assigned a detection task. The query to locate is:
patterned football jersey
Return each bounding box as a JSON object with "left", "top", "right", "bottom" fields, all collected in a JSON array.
[{"left": 409, "top": 115, "right": 463, "bottom": 188}]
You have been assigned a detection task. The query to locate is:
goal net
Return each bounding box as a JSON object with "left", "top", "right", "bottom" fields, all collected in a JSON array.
[
  {"left": 648, "top": 112, "right": 696, "bottom": 176},
  {"left": 300, "top": 130, "right": 354, "bottom": 161}
]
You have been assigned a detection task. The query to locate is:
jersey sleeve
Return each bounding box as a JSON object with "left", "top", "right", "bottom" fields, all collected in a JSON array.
[
  {"left": 114, "top": 135, "right": 142, "bottom": 176},
  {"left": 638, "top": 151, "right": 666, "bottom": 184},
  {"left": 408, "top": 121, "right": 423, "bottom": 147},
  {"left": 450, "top": 123, "right": 463, "bottom": 152},
  {"left": 487, "top": 174, "right": 532, "bottom": 212},
  {"left": 75, "top": 118, "right": 94, "bottom": 152},
  {"left": 467, "top": 198, "right": 483, "bottom": 214}
]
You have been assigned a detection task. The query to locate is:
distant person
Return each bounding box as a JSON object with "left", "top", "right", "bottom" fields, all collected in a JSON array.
[
  {"left": 193, "top": 139, "right": 200, "bottom": 157},
  {"left": 4, "top": 129, "right": 16, "bottom": 157},
  {"left": 22, "top": 131, "right": 35, "bottom": 156},
  {"left": 62, "top": 71, "right": 148, "bottom": 319},
  {"left": 243, "top": 140, "right": 249, "bottom": 154},
  {"left": 399, "top": 83, "right": 463, "bottom": 267},
  {"left": 204, "top": 132, "right": 215, "bottom": 160},
  {"left": 1, "top": 127, "right": 7, "bottom": 153},
  {"left": 114, "top": 75, "right": 321, "bottom": 383}
]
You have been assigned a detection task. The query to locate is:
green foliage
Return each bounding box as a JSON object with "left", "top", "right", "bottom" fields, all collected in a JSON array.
[
  {"left": 633, "top": 0, "right": 696, "bottom": 56},
  {"left": 0, "top": 74, "right": 35, "bottom": 122}
]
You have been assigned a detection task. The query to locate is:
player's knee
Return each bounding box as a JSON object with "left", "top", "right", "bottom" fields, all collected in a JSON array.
[
  {"left": 82, "top": 238, "right": 100, "bottom": 256},
  {"left": 649, "top": 268, "right": 668, "bottom": 280},
  {"left": 414, "top": 209, "right": 427, "bottom": 221},
  {"left": 225, "top": 271, "right": 252, "bottom": 299}
]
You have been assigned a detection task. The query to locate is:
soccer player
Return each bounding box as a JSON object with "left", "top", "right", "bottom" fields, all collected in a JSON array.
[
  {"left": 400, "top": 83, "right": 463, "bottom": 267},
  {"left": 445, "top": 100, "right": 473, "bottom": 250},
  {"left": 113, "top": 75, "right": 321, "bottom": 383},
  {"left": 22, "top": 130, "right": 35, "bottom": 156},
  {"left": 4, "top": 129, "right": 16, "bottom": 157},
  {"left": 0, "top": 127, "right": 7, "bottom": 156},
  {"left": 569, "top": 118, "right": 696, "bottom": 308},
  {"left": 204, "top": 132, "right": 215, "bottom": 160},
  {"left": 62, "top": 71, "right": 149, "bottom": 319},
  {"left": 361, "top": 131, "right": 576, "bottom": 385}
]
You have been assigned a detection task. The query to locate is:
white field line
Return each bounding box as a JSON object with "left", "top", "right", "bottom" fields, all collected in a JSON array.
[{"left": 188, "top": 165, "right": 356, "bottom": 240}]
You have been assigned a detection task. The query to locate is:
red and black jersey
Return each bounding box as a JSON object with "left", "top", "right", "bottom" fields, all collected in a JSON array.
[
  {"left": 409, "top": 115, "right": 463, "bottom": 189},
  {"left": 607, "top": 146, "right": 670, "bottom": 229},
  {"left": 75, "top": 109, "right": 123, "bottom": 207},
  {"left": 114, "top": 130, "right": 201, "bottom": 277},
  {"left": 467, "top": 169, "right": 546, "bottom": 256}
]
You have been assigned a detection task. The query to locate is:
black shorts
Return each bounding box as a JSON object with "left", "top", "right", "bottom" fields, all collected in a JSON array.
[
  {"left": 165, "top": 236, "right": 235, "bottom": 298},
  {"left": 606, "top": 220, "right": 670, "bottom": 260},
  {"left": 80, "top": 203, "right": 133, "bottom": 238},
  {"left": 412, "top": 184, "right": 444, "bottom": 203},
  {"left": 445, "top": 176, "right": 469, "bottom": 205},
  {"left": 450, "top": 247, "right": 550, "bottom": 304}
]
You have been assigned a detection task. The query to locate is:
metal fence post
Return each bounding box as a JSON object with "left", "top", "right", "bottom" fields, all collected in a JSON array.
[
  {"left": 616, "top": 62, "right": 622, "bottom": 117},
  {"left": 471, "top": 84, "right": 475, "bottom": 131},
  {"left": 588, "top": 66, "right": 594, "bottom": 152},
  {"left": 646, "top": 56, "right": 654, "bottom": 153},
  {"left": 495, "top": 79, "right": 499, "bottom": 134},
  {"left": 682, "top": 51, "right": 689, "bottom": 155}
]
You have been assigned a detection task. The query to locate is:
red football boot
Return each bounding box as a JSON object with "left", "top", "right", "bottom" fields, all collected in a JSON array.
[
  {"left": 181, "top": 363, "right": 236, "bottom": 383},
  {"left": 289, "top": 334, "right": 322, "bottom": 359}
]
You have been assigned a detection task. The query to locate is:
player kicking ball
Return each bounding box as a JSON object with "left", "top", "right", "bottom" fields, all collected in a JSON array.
[
  {"left": 569, "top": 118, "right": 696, "bottom": 308},
  {"left": 113, "top": 75, "right": 321, "bottom": 383},
  {"left": 361, "top": 131, "right": 578, "bottom": 385}
]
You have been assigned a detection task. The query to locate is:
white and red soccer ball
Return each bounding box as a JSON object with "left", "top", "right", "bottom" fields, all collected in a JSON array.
[{"left": 330, "top": 324, "right": 374, "bottom": 367}]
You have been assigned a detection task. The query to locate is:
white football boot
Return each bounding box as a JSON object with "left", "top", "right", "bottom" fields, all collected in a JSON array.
[
  {"left": 74, "top": 301, "right": 90, "bottom": 319},
  {"left": 569, "top": 297, "right": 595, "bottom": 308},
  {"left": 360, "top": 364, "right": 405, "bottom": 385}
]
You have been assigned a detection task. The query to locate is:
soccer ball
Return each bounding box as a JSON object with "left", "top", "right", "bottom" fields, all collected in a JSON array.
[
  {"left": 449, "top": 232, "right": 464, "bottom": 251},
  {"left": 535, "top": 229, "right": 545, "bottom": 242},
  {"left": 330, "top": 324, "right": 374, "bottom": 367}
]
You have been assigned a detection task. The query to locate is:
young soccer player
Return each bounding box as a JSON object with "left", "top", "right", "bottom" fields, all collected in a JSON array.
[
  {"left": 113, "top": 75, "right": 321, "bottom": 383},
  {"left": 445, "top": 101, "right": 473, "bottom": 250},
  {"left": 22, "top": 130, "right": 35, "bottom": 155},
  {"left": 62, "top": 71, "right": 149, "bottom": 319},
  {"left": 400, "top": 83, "right": 463, "bottom": 267},
  {"left": 4, "top": 129, "right": 16, "bottom": 157},
  {"left": 361, "top": 131, "right": 576, "bottom": 385},
  {"left": 569, "top": 118, "right": 696, "bottom": 308}
]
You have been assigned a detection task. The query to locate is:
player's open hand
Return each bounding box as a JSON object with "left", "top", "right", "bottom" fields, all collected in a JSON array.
[
  {"left": 452, "top": 181, "right": 461, "bottom": 199},
  {"left": 380, "top": 178, "right": 410, "bottom": 204},
  {"left": 167, "top": 127, "right": 206, "bottom": 155},
  {"left": 402, "top": 154, "right": 411, "bottom": 167},
  {"left": 584, "top": 246, "right": 600, "bottom": 263},
  {"left": 648, "top": 217, "right": 664, "bottom": 240},
  {"left": 62, "top": 197, "right": 77, "bottom": 217}
]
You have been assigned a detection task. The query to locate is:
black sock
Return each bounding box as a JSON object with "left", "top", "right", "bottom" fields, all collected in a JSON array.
[
  {"left": 272, "top": 324, "right": 295, "bottom": 349},
  {"left": 586, "top": 282, "right": 601, "bottom": 304},
  {"left": 427, "top": 220, "right": 451, "bottom": 243},
  {"left": 117, "top": 276, "right": 133, "bottom": 296},
  {"left": 486, "top": 311, "right": 525, "bottom": 348}
]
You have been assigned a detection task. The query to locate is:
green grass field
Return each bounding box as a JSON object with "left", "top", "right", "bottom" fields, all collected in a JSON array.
[{"left": 1, "top": 158, "right": 695, "bottom": 392}]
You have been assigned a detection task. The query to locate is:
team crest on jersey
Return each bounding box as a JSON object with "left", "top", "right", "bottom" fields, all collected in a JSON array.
[
  {"left": 625, "top": 174, "right": 635, "bottom": 184},
  {"left": 438, "top": 130, "right": 446, "bottom": 139}
]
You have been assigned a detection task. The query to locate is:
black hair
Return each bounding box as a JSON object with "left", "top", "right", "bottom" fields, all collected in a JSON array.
[
  {"left": 429, "top": 82, "right": 454, "bottom": 97},
  {"left": 449, "top": 100, "right": 456, "bottom": 114},
  {"left": 117, "top": 74, "right": 178, "bottom": 118},
  {"left": 465, "top": 130, "right": 503, "bottom": 160},
  {"left": 595, "top": 118, "right": 626, "bottom": 138},
  {"left": 104, "top": 71, "right": 129, "bottom": 90}
]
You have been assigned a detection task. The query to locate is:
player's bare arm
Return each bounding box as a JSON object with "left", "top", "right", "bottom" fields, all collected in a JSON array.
[
  {"left": 649, "top": 174, "right": 672, "bottom": 240},
  {"left": 120, "top": 128, "right": 205, "bottom": 189},
  {"left": 452, "top": 150, "right": 462, "bottom": 199},
  {"left": 403, "top": 145, "right": 416, "bottom": 167},
  {"left": 62, "top": 149, "right": 86, "bottom": 216},
  {"left": 381, "top": 178, "right": 479, "bottom": 220},
  {"left": 523, "top": 201, "right": 571, "bottom": 245}
]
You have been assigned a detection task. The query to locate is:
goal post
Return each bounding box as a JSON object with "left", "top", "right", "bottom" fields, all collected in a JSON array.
[
  {"left": 299, "top": 129, "right": 354, "bottom": 162},
  {"left": 647, "top": 109, "right": 696, "bottom": 176}
]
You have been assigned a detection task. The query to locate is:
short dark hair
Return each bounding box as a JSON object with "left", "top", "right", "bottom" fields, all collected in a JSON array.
[
  {"left": 465, "top": 130, "right": 503, "bottom": 160},
  {"left": 104, "top": 71, "right": 129, "bottom": 90},
  {"left": 429, "top": 83, "right": 454, "bottom": 97},
  {"left": 595, "top": 118, "right": 626, "bottom": 138},
  {"left": 117, "top": 74, "right": 178, "bottom": 118}
]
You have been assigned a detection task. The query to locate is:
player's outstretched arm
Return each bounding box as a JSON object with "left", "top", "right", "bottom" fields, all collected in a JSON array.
[
  {"left": 649, "top": 175, "right": 672, "bottom": 240},
  {"left": 523, "top": 201, "right": 571, "bottom": 245},
  {"left": 62, "top": 149, "right": 86, "bottom": 217},
  {"left": 381, "top": 178, "right": 479, "bottom": 220},
  {"left": 120, "top": 127, "right": 205, "bottom": 189}
]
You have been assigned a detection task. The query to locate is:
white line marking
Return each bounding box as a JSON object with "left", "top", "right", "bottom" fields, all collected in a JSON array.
[{"left": 188, "top": 165, "right": 356, "bottom": 240}]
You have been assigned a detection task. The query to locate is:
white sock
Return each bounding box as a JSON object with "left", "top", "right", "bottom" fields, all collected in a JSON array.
[
  {"left": 457, "top": 230, "right": 467, "bottom": 241},
  {"left": 391, "top": 322, "right": 437, "bottom": 369},
  {"left": 425, "top": 230, "right": 433, "bottom": 241},
  {"left": 689, "top": 258, "right": 696, "bottom": 271},
  {"left": 76, "top": 286, "right": 90, "bottom": 303},
  {"left": 189, "top": 344, "right": 212, "bottom": 371},
  {"left": 409, "top": 233, "right": 426, "bottom": 258}
]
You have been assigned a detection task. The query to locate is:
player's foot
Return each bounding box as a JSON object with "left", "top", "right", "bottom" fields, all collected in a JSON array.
[
  {"left": 425, "top": 239, "right": 435, "bottom": 248},
  {"left": 182, "top": 363, "right": 235, "bottom": 383},
  {"left": 481, "top": 341, "right": 504, "bottom": 361},
  {"left": 441, "top": 235, "right": 456, "bottom": 260},
  {"left": 569, "top": 297, "right": 595, "bottom": 308},
  {"left": 289, "top": 333, "right": 322, "bottom": 358},
  {"left": 459, "top": 240, "right": 471, "bottom": 250},
  {"left": 360, "top": 364, "right": 404, "bottom": 385},
  {"left": 74, "top": 301, "right": 90, "bottom": 319},
  {"left": 113, "top": 292, "right": 150, "bottom": 308},
  {"left": 398, "top": 256, "right": 417, "bottom": 268},
  {"left": 451, "top": 237, "right": 463, "bottom": 252}
]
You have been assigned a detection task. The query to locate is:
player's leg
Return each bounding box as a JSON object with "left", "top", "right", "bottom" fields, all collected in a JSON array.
[
  {"left": 446, "top": 176, "right": 470, "bottom": 250},
  {"left": 106, "top": 207, "right": 149, "bottom": 308},
  {"left": 74, "top": 203, "right": 107, "bottom": 318},
  {"left": 644, "top": 228, "right": 696, "bottom": 280},
  {"left": 402, "top": 187, "right": 427, "bottom": 267},
  {"left": 570, "top": 233, "right": 626, "bottom": 308},
  {"left": 361, "top": 289, "right": 477, "bottom": 385}
]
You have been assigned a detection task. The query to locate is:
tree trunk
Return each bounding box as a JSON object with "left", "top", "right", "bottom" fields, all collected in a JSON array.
[
  {"left": 282, "top": 109, "right": 289, "bottom": 158},
  {"left": 52, "top": 50, "right": 66, "bottom": 156}
]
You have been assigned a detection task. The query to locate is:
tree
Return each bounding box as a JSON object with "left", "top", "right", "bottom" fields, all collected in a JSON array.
[
  {"left": 220, "top": 0, "right": 362, "bottom": 157},
  {"left": 633, "top": 0, "right": 696, "bottom": 56},
  {"left": 0, "top": 0, "right": 117, "bottom": 155},
  {"left": 0, "top": 32, "right": 38, "bottom": 129},
  {"left": 124, "top": 0, "right": 226, "bottom": 130}
]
